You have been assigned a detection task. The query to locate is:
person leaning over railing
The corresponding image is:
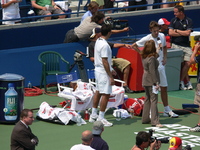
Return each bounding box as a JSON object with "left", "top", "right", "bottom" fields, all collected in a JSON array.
[{"left": 63, "top": 11, "right": 129, "bottom": 43}]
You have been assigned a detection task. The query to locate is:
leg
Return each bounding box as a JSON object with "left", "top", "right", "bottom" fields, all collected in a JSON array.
[
  {"left": 180, "top": 61, "right": 191, "bottom": 81},
  {"left": 158, "top": 66, "right": 179, "bottom": 117},
  {"left": 89, "top": 90, "right": 101, "bottom": 122},
  {"left": 93, "top": 90, "right": 101, "bottom": 109},
  {"left": 160, "top": 86, "right": 168, "bottom": 107},
  {"left": 58, "top": 12, "right": 66, "bottom": 19},
  {"left": 190, "top": 84, "right": 200, "bottom": 131},
  {"left": 99, "top": 94, "right": 110, "bottom": 112},
  {"left": 142, "top": 86, "right": 151, "bottom": 124},
  {"left": 44, "top": 13, "right": 52, "bottom": 20},
  {"left": 180, "top": 61, "right": 191, "bottom": 90},
  {"left": 149, "top": 87, "right": 160, "bottom": 126},
  {"left": 123, "top": 64, "right": 130, "bottom": 87},
  {"left": 147, "top": 0, "right": 154, "bottom": 9}
]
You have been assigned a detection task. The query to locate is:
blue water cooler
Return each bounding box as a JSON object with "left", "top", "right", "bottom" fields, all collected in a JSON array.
[{"left": 0, "top": 73, "right": 24, "bottom": 123}]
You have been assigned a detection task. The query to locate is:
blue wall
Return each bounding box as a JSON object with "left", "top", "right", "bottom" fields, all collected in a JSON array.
[
  {"left": 0, "top": 7, "right": 199, "bottom": 86},
  {"left": 0, "top": 43, "right": 94, "bottom": 86}
]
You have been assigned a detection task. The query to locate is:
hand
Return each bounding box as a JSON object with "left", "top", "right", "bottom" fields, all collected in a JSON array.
[
  {"left": 162, "top": 57, "right": 167, "bottom": 65},
  {"left": 123, "top": 27, "right": 129, "bottom": 32},
  {"left": 54, "top": 5, "right": 60, "bottom": 9},
  {"left": 42, "top": 7, "right": 47, "bottom": 10},
  {"left": 150, "top": 140, "right": 157, "bottom": 150},
  {"left": 111, "top": 70, "right": 117, "bottom": 76},
  {"left": 155, "top": 84, "right": 160, "bottom": 91},
  {"left": 110, "top": 77, "right": 115, "bottom": 85},
  {"left": 125, "top": 44, "right": 132, "bottom": 49},
  {"left": 194, "top": 42, "right": 200, "bottom": 52},
  {"left": 155, "top": 141, "right": 161, "bottom": 150}
]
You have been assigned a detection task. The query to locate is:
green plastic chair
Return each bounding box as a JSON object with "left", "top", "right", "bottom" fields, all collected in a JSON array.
[{"left": 38, "top": 51, "right": 70, "bottom": 92}]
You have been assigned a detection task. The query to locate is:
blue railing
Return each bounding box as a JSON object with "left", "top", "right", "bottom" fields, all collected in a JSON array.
[{"left": 0, "top": 0, "right": 197, "bottom": 24}]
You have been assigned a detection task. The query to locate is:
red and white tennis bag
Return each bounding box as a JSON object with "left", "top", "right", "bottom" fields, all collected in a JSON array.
[{"left": 122, "top": 97, "right": 145, "bottom": 116}]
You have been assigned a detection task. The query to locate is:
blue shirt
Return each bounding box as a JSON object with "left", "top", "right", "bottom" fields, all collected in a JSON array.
[{"left": 81, "top": 11, "right": 92, "bottom": 23}]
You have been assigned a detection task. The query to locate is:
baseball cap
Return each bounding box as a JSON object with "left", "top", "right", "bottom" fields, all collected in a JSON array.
[
  {"left": 92, "top": 121, "right": 104, "bottom": 135},
  {"left": 90, "top": 27, "right": 101, "bottom": 39},
  {"left": 158, "top": 18, "right": 170, "bottom": 26},
  {"left": 169, "top": 137, "right": 182, "bottom": 149}
]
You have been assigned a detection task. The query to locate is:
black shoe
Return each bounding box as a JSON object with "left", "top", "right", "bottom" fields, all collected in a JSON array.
[{"left": 123, "top": 86, "right": 134, "bottom": 93}]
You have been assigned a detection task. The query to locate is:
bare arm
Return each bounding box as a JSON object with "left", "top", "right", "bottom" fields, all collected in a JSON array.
[
  {"left": 113, "top": 43, "right": 132, "bottom": 48},
  {"left": 190, "top": 43, "right": 200, "bottom": 64},
  {"left": 111, "top": 27, "right": 129, "bottom": 34},
  {"left": 131, "top": 43, "right": 142, "bottom": 54},
  {"left": 169, "top": 28, "right": 191, "bottom": 37},
  {"left": 102, "top": 57, "right": 115, "bottom": 85},
  {"left": 1, "top": 0, "right": 20, "bottom": 8},
  {"left": 51, "top": 0, "right": 60, "bottom": 9},
  {"left": 90, "top": 57, "right": 94, "bottom": 62},
  {"left": 162, "top": 45, "right": 167, "bottom": 65}
]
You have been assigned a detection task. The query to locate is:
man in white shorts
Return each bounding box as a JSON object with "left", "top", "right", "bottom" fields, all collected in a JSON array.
[
  {"left": 89, "top": 24, "right": 115, "bottom": 127},
  {"left": 132, "top": 21, "right": 179, "bottom": 118}
]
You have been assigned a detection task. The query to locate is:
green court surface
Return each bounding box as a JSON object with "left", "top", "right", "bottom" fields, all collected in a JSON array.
[{"left": 1, "top": 85, "right": 200, "bottom": 150}]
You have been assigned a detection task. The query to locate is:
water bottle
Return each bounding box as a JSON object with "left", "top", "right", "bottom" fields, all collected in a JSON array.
[
  {"left": 27, "top": 81, "right": 32, "bottom": 88},
  {"left": 4, "top": 83, "right": 18, "bottom": 121},
  {"left": 116, "top": 110, "right": 121, "bottom": 121},
  {"left": 76, "top": 112, "right": 82, "bottom": 126}
]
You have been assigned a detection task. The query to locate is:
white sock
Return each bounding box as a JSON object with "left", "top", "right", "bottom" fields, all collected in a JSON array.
[
  {"left": 98, "top": 111, "right": 105, "bottom": 120},
  {"left": 91, "top": 108, "right": 98, "bottom": 116},
  {"left": 164, "top": 106, "right": 171, "bottom": 112}
]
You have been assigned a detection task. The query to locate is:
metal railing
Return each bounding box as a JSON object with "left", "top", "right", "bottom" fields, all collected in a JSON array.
[{"left": 0, "top": 0, "right": 198, "bottom": 24}]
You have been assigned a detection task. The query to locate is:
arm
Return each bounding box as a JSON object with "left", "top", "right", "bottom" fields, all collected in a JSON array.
[
  {"left": 111, "top": 27, "right": 129, "bottom": 34},
  {"left": 169, "top": 28, "right": 191, "bottom": 37},
  {"left": 113, "top": 43, "right": 132, "bottom": 48},
  {"left": 102, "top": 57, "right": 115, "bottom": 85},
  {"left": 1, "top": 0, "right": 19, "bottom": 8},
  {"left": 131, "top": 43, "right": 142, "bottom": 54},
  {"left": 51, "top": 0, "right": 60, "bottom": 9},
  {"left": 162, "top": 45, "right": 167, "bottom": 65},
  {"left": 90, "top": 57, "right": 94, "bottom": 62},
  {"left": 190, "top": 42, "right": 200, "bottom": 64},
  {"left": 150, "top": 140, "right": 160, "bottom": 150},
  {"left": 88, "top": 42, "right": 95, "bottom": 62},
  {"left": 15, "top": 129, "right": 37, "bottom": 149}
]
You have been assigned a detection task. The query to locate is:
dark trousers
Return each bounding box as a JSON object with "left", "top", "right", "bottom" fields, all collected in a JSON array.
[{"left": 128, "top": 0, "right": 147, "bottom": 11}]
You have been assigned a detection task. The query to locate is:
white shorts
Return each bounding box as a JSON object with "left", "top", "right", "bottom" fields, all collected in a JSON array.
[
  {"left": 95, "top": 71, "right": 112, "bottom": 94},
  {"left": 158, "top": 65, "right": 168, "bottom": 87}
]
